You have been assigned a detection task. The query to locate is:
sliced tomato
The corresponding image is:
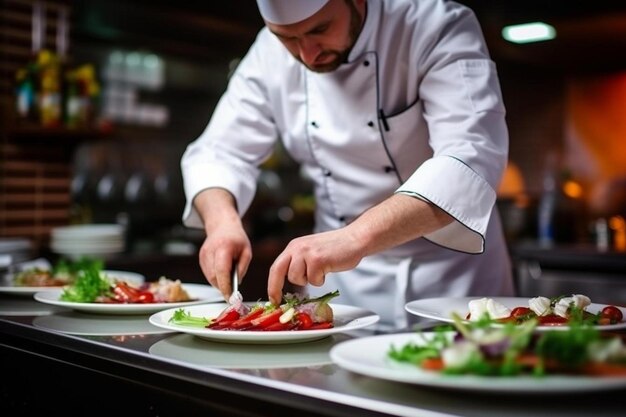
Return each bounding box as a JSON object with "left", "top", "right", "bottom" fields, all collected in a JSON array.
[
  {"left": 307, "top": 322, "right": 333, "bottom": 330},
  {"left": 420, "top": 357, "right": 444, "bottom": 371},
  {"left": 250, "top": 309, "right": 283, "bottom": 329},
  {"left": 208, "top": 307, "right": 240, "bottom": 328},
  {"left": 510, "top": 307, "right": 533, "bottom": 317},
  {"left": 537, "top": 314, "right": 568, "bottom": 325},
  {"left": 136, "top": 292, "right": 154, "bottom": 303},
  {"left": 113, "top": 282, "right": 141, "bottom": 303},
  {"left": 208, "top": 320, "right": 237, "bottom": 330},
  {"left": 263, "top": 321, "right": 296, "bottom": 331},
  {"left": 230, "top": 308, "right": 265, "bottom": 329},
  {"left": 295, "top": 312, "right": 313, "bottom": 330},
  {"left": 600, "top": 305, "right": 624, "bottom": 324}
]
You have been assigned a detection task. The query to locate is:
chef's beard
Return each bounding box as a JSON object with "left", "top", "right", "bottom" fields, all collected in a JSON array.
[{"left": 301, "top": 0, "right": 363, "bottom": 73}]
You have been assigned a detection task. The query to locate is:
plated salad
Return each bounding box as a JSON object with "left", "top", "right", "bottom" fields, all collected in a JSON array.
[
  {"left": 60, "top": 266, "right": 192, "bottom": 304},
  {"left": 169, "top": 290, "right": 340, "bottom": 331},
  {"left": 389, "top": 313, "right": 626, "bottom": 377},
  {"left": 11, "top": 257, "right": 103, "bottom": 287},
  {"left": 467, "top": 294, "right": 623, "bottom": 326}
]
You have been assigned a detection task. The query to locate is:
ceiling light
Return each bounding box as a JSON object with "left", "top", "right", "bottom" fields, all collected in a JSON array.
[{"left": 502, "top": 22, "right": 556, "bottom": 44}]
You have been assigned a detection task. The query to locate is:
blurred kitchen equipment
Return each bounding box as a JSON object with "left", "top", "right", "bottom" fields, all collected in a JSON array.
[
  {"left": 0, "top": 238, "right": 36, "bottom": 281},
  {"left": 125, "top": 172, "right": 153, "bottom": 204},
  {"left": 0, "top": 238, "right": 34, "bottom": 265}
]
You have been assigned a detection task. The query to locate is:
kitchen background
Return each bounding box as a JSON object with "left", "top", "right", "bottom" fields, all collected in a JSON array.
[{"left": 1, "top": 0, "right": 626, "bottom": 302}]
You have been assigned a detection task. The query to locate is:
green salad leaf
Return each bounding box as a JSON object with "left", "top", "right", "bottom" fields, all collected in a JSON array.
[
  {"left": 60, "top": 265, "right": 111, "bottom": 302},
  {"left": 169, "top": 309, "right": 212, "bottom": 327}
]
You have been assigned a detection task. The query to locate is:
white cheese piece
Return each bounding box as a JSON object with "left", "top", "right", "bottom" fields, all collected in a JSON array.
[
  {"left": 468, "top": 298, "right": 489, "bottom": 321},
  {"left": 571, "top": 294, "right": 591, "bottom": 309},
  {"left": 468, "top": 298, "right": 511, "bottom": 321},
  {"left": 588, "top": 338, "right": 626, "bottom": 362},
  {"left": 554, "top": 294, "right": 591, "bottom": 318},
  {"left": 486, "top": 299, "right": 511, "bottom": 319},
  {"left": 441, "top": 340, "right": 480, "bottom": 368},
  {"left": 528, "top": 296, "right": 552, "bottom": 316}
]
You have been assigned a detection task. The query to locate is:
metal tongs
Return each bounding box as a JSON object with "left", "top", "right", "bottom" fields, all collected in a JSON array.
[{"left": 228, "top": 261, "right": 243, "bottom": 306}]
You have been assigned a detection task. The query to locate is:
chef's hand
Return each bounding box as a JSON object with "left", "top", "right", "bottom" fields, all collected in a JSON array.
[
  {"left": 194, "top": 188, "right": 252, "bottom": 301},
  {"left": 267, "top": 228, "right": 363, "bottom": 305},
  {"left": 199, "top": 222, "right": 252, "bottom": 301}
]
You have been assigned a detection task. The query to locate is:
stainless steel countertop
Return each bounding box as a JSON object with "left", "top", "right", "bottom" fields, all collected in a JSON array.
[{"left": 1, "top": 295, "right": 625, "bottom": 417}]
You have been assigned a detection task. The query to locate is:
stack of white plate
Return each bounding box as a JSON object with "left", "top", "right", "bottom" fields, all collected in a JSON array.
[
  {"left": 0, "top": 237, "right": 34, "bottom": 267},
  {"left": 50, "top": 224, "right": 125, "bottom": 260}
]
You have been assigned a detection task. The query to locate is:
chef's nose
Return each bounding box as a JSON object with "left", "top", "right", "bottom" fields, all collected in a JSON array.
[{"left": 297, "top": 38, "right": 321, "bottom": 65}]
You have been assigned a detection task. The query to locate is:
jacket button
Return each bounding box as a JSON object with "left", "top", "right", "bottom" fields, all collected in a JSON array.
[
  {"left": 367, "top": 121, "right": 374, "bottom": 127},
  {"left": 322, "top": 169, "right": 332, "bottom": 177},
  {"left": 311, "top": 121, "right": 318, "bottom": 128},
  {"left": 339, "top": 216, "right": 346, "bottom": 222},
  {"left": 384, "top": 166, "right": 394, "bottom": 173},
  {"left": 363, "top": 60, "right": 370, "bottom": 67}
]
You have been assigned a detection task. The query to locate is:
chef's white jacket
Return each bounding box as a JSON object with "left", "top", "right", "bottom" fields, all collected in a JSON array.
[{"left": 181, "top": 0, "right": 514, "bottom": 330}]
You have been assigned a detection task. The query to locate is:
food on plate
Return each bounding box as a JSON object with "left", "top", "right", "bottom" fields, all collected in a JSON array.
[
  {"left": 60, "top": 266, "right": 192, "bottom": 304},
  {"left": 466, "top": 295, "right": 624, "bottom": 326},
  {"left": 169, "top": 290, "right": 340, "bottom": 331},
  {"left": 12, "top": 257, "right": 104, "bottom": 287},
  {"left": 388, "top": 313, "right": 626, "bottom": 377}
]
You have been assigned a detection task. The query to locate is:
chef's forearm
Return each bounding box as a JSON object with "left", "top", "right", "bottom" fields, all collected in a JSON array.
[
  {"left": 193, "top": 188, "right": 243, "bottom": 234},
  {"left": 346, "top": 194, "right": 453, "bottom": 257}
]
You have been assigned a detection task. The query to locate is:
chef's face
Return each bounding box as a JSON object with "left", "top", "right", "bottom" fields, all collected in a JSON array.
[{"left": 266, "top": 0, "right": 365, "bottom": 73}]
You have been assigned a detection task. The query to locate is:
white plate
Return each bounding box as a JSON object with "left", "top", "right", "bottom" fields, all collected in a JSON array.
[
  {"left": 33, "top": 283, "right": 223, "bottom": 315},
  {"left": 330, "top": 332, "right": 626, "bottom": 393},
  {"left": 148, "top": 303, "right": 380, "bottom": 344},
  {"left": 149, "top": 332, "right": 351, "bottom": 369},
  {"left": 0, "top": 270, "right": 145, "bottom": 297},
  {"left": 405, "top": 297, "right": 626, "bottom": 331},
  {"left": 33, "top": 311, "right": 172, "bottom": 336}
]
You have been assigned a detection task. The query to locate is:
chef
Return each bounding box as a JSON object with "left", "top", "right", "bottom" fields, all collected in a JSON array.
[{"left": 181, "top": 0, "right": 515, "bottom": 330}]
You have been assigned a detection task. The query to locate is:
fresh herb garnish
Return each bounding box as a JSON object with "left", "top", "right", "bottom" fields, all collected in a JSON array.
[
  {"left": 169, "top": 309, "right": 212, "bottom": 327},
  {"left": 60, "top": 265, "right": 111, "bottom": 302}
]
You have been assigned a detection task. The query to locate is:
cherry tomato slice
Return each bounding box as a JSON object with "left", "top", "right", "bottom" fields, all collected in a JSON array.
[
  {"left": 296, "top": 312, "right": 314, "bottom": 330},
  {"left": 537, "top": 314, "right": 568, "bottom": 325},
  {"left": 510, "top": 307, "right": 533, "bottom": 317},
  {"left": 230, "top": 308, "right": 265, "bottom": 329},
  {"left": 600, "top": 305, "right": 624, "bottom": 324},
  {"left": 250, "top": 309, "right": 283, "bottom": 329}
]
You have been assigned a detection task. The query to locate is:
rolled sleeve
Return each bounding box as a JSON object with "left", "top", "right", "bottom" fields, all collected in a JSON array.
[{"left": 395, "top": 156, "right": 496, "bottom": 253}]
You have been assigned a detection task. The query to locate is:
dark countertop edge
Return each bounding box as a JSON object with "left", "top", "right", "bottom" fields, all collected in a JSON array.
[{"left": 0, "top": 317, "right": 407, "bottom": 417}]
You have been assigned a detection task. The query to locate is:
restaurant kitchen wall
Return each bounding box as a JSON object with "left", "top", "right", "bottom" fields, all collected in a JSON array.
[
  {"left": 66, "top": 0, "right": 311, "bottom": 253},
  {"left": 5, "top": 0, "right": 626, "bottom": 255},
  {"left": 468, "top": 0, "right": 626, "bottom": 247}
]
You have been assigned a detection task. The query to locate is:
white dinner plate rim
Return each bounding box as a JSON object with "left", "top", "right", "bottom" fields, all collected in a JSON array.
[
  {"left": 405, "top": 296, "right": 626, "bottom": 331},
  {"left": 0, "top": 270, "right": 145, "bottom": 296},
  {"left": 330, "top": 332, "right": 626, "bottom": 393},
  {"left": 33, "top": 283, "right": 223, "bottom": 314},
  {"left": 148, "top": 303, "right": 380, "bottom": 344}
]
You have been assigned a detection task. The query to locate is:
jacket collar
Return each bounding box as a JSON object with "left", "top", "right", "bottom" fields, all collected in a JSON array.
[{"left": 347, "top": 0, "right": 380, "bottom": 62}]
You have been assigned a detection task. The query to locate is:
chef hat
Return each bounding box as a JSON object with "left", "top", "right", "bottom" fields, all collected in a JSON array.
[{"left": 256, "top": 0, "right": 330, "bottom": 25}]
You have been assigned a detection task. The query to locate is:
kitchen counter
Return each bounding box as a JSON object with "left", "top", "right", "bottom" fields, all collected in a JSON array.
[{"left": 1, "top": 295, "right": 626, "bottom": 417}]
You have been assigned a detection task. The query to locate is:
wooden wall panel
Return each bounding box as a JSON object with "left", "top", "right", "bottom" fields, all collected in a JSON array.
[{"left": 1, "top": 0, "right": 74, "bottom": 252}]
